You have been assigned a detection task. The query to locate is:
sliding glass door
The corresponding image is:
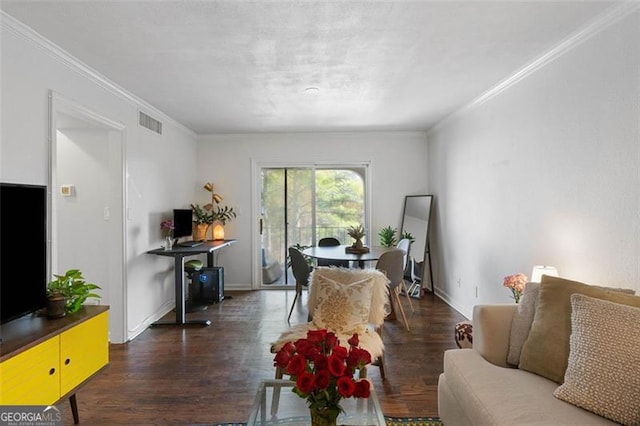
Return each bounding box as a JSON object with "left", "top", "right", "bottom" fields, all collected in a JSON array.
[{"left": 260, "top": 165, "right": 367, "bottom": 287}]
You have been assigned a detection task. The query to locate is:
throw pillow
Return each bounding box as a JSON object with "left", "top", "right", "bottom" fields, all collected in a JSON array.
[
  {"left": 553, "top": 295, "right": 640, "bottom": 425},
  {"left": 506, "top": 282, "right": 539, "bottom": 366},
  {"left": 312, "top": 275, "right": 373, "bottom": 335},
  {"left": 519, "top": 275, "right": 640, "bottom": 383}
]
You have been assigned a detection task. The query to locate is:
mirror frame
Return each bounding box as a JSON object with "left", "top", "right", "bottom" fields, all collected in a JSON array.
[{"left": 400, "top": 194, "right": 434, "bottom": 294}]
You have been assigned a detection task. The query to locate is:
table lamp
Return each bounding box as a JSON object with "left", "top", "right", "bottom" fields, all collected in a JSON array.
[{"left": 531, "top": 265, "right": 558, "bottom": 283}]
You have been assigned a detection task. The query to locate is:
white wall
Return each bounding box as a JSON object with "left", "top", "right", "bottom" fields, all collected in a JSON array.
[
  {"left": 427, "top": 9, "right": 640, "bottom": 318},
  {"left": 197, "top": 132, "right": 429, "bottom": 288},
  {"left": 1, "top": 13, "right": 199, "bottom": 342}
]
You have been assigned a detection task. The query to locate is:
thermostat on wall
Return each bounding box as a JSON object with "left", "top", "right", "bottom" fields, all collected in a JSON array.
[{"left": 60, "top": 184, "right": 75, "bottom": 197}]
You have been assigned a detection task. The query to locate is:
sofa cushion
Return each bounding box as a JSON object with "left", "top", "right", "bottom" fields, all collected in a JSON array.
[
  {"left": 519, "top": 275, "right": 640, "bottom": 383},
  {"left": 554, "top": 295, "right": 640, "bottom": 426},
  {"left": 507, "top": 282, "right": 539, "bottom": 366},
  {"left": 441, "top": 349, "right": 617, "bottom": 425}
]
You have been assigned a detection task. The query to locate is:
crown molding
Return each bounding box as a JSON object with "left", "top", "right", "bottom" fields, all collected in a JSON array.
[
  {"left": 429, "top": 1, "right": 640, "bottom": 135},
  {"left": 0, "top": 11, "right": 196, "bottom": 138}
]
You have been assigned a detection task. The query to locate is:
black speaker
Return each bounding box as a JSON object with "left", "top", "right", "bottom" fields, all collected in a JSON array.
[{"left": 197, "top": 267, "right": 224, "bottom": 304}]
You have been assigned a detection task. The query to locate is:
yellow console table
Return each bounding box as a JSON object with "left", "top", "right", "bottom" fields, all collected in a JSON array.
[{"left": 0, "top": 305, "right": 109, "bottom": 423}]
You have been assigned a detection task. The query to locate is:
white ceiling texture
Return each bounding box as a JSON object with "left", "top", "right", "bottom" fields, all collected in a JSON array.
[{"left": 1, "top": 1, "right": 618, "bottom": 134}]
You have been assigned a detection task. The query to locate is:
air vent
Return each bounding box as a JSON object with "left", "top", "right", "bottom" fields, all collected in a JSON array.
[{"left": 139, "top": 111, "right": 163, "bottom": 135}]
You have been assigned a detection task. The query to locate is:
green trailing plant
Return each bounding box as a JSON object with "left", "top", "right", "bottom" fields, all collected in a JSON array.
[
  {"left": 47, "top": 269, "right": 101, "bottom": 314},
  {"left": 379, "top": 226, "right": 397, "bottom": 247}
]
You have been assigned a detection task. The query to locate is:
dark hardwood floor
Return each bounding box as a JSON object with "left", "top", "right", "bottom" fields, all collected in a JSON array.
[{"left": 62, "top": 289, "right": 466, "bottom": 425}]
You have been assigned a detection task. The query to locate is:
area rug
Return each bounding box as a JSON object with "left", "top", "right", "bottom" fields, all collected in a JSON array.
[{"left": 210, "top": 416, "right": 442, "bottom": 426}]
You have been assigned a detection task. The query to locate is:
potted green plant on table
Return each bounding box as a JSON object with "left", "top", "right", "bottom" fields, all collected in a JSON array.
[
  {"left": 191, "top": 203, "right": 213, "bottom": 240},
  {"left": 47, "top": 269, "right": 101, "bottom": 318}
]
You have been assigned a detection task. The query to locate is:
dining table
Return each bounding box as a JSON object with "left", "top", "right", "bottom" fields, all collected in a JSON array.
[{"left": 302, "top": 244, "right": 393, "bottom": 268}]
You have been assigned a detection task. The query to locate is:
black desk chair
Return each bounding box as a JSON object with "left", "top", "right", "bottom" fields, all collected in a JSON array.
[
  {"left": 287, "top": 247, "right": 310, "bottom": 322},
  {"left": 317, "top": 237, "right": 349, "bottom": 268}
]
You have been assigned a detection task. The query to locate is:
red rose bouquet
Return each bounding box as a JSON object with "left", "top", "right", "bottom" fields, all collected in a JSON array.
[{"left": 273, "top": 329, "right": 372, "bottom": 424}]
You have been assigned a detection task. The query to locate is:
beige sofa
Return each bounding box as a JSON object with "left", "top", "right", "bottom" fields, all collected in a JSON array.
[{"left": 438, "top": 303, "right": 618, "bottom": 425}]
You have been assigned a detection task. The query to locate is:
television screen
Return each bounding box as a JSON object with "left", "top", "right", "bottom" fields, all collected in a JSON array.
[
  {"left": 173, "top": 209, "right": 193, "bottom": 239},
  {"left": 1, "top": 183, "right": 48, "bottom": 324}
]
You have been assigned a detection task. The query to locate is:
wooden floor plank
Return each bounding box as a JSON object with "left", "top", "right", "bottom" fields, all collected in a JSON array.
[{"left": 62, "top": 290, "right": 466, "bottom": 424}]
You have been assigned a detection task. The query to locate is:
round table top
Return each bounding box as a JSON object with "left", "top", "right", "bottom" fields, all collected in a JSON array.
[{"left": 301, "top": 244, "right": 392, "bottom": 263}]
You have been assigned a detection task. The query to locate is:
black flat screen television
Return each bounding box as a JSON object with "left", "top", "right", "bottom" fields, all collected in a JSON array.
[
  {"left": 173, "top": 209, "right": 193, "bottom": 239},
  {"left": 0, "top": 182, "right": 48, "bottom": 324}
]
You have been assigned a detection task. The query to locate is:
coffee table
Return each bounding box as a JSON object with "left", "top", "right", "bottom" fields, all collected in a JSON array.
[{"left": 247, "top": 379, "right": 386, "bottom": 425}]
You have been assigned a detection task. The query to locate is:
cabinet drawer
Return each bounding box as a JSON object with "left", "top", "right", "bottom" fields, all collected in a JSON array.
[
  {"left": 0, "top": 336, "right": 60, "bottom": 405},
  {"left": 60, "top": 311, "right": 109, "bottom": 395}
]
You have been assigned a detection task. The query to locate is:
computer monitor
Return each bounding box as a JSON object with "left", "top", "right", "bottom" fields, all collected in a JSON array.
[{"left": 173, "top": 209, "right": 193, "bottom": 239}]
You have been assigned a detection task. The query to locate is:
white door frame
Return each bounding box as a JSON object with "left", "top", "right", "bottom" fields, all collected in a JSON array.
[
  {"left": 251, "top": 159, "right": 372, "bottom": 290},
  {"left": 49, "top": 91, "right": 128, "bottom": 343}
]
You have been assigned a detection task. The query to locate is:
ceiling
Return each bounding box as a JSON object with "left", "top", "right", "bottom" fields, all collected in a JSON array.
[{"left": 1, "top": 1, "right": 618, "bottom": 135}]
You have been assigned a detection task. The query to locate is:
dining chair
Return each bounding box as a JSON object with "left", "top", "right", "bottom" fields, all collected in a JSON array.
[
  {"left": 317, "top": 237, "right": 350, "bottom": 268},
  {"left": 376, "top": 249, "right": 410, "bottom": 331},
  {"left": 395, "top": 238, "right": 415, "bottom": 312},
  {"left": 287, "top": 247, "right": 311, "bottom": 323}
]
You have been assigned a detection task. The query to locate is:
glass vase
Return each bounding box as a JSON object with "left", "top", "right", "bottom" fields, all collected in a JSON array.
[
  {"left": 310, "top": 407, "right": 339, "bottom": 426},
  {"left": 164, "top": 236, "right": 173, "bottom": 251}
]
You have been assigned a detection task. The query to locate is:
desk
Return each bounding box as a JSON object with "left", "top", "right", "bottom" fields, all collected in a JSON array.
[
  {"left": 147, "top": 239, "right": 235, "bottom": 327},
  {"left": 302, "top": 245, "right": 392, "bottom": 268}
]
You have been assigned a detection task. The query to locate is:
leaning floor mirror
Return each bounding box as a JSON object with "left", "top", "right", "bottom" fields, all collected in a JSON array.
[{"left": 400, "top": 195, "right": 434, "bottom": 297}]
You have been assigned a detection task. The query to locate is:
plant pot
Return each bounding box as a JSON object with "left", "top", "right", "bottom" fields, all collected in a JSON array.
[
  {"left": 193, "top": 223, "right": 209, "bottom": 241},
  {"left": 47, "top": 295, "right": 66, "bottom": 319},
  {"left": 353, "top": 238, "right": 364, "bottom": 249}
]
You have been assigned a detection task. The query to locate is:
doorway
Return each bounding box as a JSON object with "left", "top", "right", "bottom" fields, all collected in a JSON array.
[
  {"left": 257, "top": 163, "right": 369, "bottom": 289},
  {"left": 49, "top": 92, "right": 126, "bottom": 343}
]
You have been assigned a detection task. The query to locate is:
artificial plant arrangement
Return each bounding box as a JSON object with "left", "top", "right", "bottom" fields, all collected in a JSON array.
[
  {"left": 347, "top": 225, "right": 366, "bottom": 248},
  {"left": 47, "top": 269, "right": 101, "bottom": 317},
  {"left": 378, "top": 226, "right": 397, "bottom": 247},
  {"left": 273, "top": 330, "right": 372, "bottom": 425}
]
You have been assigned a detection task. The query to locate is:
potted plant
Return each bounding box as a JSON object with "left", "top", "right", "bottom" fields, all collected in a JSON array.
[
  {"left": 378, "top": 226, "right": 397, "bottom": 247},
  {"left": 47, "top": 269, "right": 101, "bottom": 318},
  {"left": 191, "top": 203, "right": 213, "bottom": 240}
]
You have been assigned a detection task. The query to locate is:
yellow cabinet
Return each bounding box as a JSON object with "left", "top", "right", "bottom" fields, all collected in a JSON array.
[
  {"left": 60, "top": 311, "right": 109, "bottom": 396},
  {"left": 0, "top": 336, "right": 60, "bottom": 404},
  {"left": 0, "top": 306, "right": 109, "bottom": 408}
]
